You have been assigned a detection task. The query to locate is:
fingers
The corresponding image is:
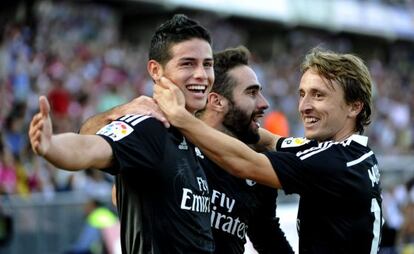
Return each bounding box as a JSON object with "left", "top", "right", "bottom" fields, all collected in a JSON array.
[
  {"left": 29, "top": 95, "right": 50, "bottom": 156},
  {"left": 39, "top": 96, "right": 50, "bottom": 118},
  {"left": 129, "top": 96, "right": 170, "bottom": 128},
  {"left": 148, "top": 110, "right": 170, "bottom": 128},
  {"left": 28, "top": 113, "right": 44, "bottom": 155}
]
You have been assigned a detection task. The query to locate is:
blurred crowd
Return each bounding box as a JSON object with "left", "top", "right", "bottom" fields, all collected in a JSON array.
[
  {"left": 0, "top": 2, "right": 413, "bottom": 250},
  {"left": 0, "top": 0, "right": 413, "bottom": 196},
  {"left": 382, "top": 177, "right": 414, "bottom": 253}
]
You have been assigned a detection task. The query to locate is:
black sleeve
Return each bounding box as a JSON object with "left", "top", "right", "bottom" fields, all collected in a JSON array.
[
  {"left": 264, "top": 144, "right": 347, "bottom": 197},
  {"left": 247, "top": 186, "right": 294, "bottom": 254},
  {"left": 96, "top": 114, "right": 167, "bottom": 175}
]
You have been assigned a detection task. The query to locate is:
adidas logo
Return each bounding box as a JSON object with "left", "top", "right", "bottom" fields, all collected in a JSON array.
[
  {"left": 178, "top": 138, "right": 188, "bottom": 150},
  {"left": 195, "top": 147, "right": 204, "bottom": 159}
]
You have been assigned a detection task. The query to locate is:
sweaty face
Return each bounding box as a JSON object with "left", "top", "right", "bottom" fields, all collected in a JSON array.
[
  {"left": 223, "top": 65, "right": 269, "bottom": 144},
  {"left": 162, "top": 38, "right": 214, "bottom": 114},
  {"left": 298, "top": 69, "right": 356, "bottom": 142}
]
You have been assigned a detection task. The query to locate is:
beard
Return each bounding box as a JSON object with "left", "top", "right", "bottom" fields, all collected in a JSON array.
[{"left": 222, "top": 101, "right": 260, "bottom": 144}]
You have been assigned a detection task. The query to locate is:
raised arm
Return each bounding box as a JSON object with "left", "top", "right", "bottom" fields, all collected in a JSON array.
[
  {"left": 253, "top": 128, "right": 281, "bottom": 152},
  {"left": 29, "top": 96, "right": 113, "bottom": 170},
  {"left": 79, "top": 96, "right": 170, "bottom": 135},
  {"left": 154, "top": 77, "right": 281, "bottom": 189}
]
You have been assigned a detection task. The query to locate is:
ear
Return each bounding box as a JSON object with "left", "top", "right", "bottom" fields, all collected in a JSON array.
[
  {"left": 147, "top": 60, "right": 163, "bottom": 81},
  {"left": 207, "top": 92, "right": 228, "bottom": 113},
  {"left": 348, "top": 101, "right": 363, "bottom": 118}
]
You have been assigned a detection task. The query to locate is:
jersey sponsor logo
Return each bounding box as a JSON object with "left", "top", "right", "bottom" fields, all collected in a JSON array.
[
  {"left": 180, "top": 188, "right": 210, "bottom": 213},
  {"left": 97, "top": 121, "right": 134, "bottom": 141},
  {"left": 281, "top": 137, "right": 310, "bottom": 148},
  {"left": 180, "top": 177, "right": 210, "bottom": 213},
  {"left": 245, "top": 179, "right": 256, "bottom": 186},
  {"left": 210, "top": 189, "right": 247, "bottom": 239},
  {"left": 211, "top": 190, "right": 235, "bottom": 213}
]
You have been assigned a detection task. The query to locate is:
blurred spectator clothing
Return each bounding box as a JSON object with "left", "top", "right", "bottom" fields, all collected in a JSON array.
[
  {"left": 67, "top": 199, "right": 119, "bottom": 254},
  {"left": 48, "top": 79, "right": 71, "bottom": 118},
  {"left": 0, "top": 2, "right": 413, "bottom": 245},
  {"left": 398, "top": 202, "right": 414, "bottom": 253},
  {"left": 0, "top": 151, "right": 17, "bottom": 195},
  {"left": 97, "top": 85, "right": 127, "bottom": 113},
  {"left": 263, "top": 111, "right": 290, "bottom": 137}
]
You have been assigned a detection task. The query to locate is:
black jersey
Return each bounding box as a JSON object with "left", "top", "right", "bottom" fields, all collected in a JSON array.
[
  {"left": 97, "top": 114, "right": 214, "bottom": 254},
  {"left": 264, "top": 135, "right": 382, "bottom": 254},
  {"left": 197, "top": 148, "right": 294, "bottom": 254}
]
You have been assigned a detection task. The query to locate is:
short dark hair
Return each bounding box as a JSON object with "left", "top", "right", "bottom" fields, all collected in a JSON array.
[
  {"left": 301, "top": 47, "right": 373, "bottom": 133},
  {"left": 212, "top": 46, "right": 250, "bottom": 100},
  {"left": 149, "top": 14, "right": 212, "bottom": 66}
]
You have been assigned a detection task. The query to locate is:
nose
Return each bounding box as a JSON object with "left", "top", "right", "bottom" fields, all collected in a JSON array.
[
  {"left": 298, "top": 95, "right": 312, "bottom": 113},
  {"left": 193, "top": 64, "right": 208, "bottom": 80},
  {"left": 258, "top": 92, "right": 269, "bottom": 111}
]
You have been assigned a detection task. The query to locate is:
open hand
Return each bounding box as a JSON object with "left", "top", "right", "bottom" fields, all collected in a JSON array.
[
  {"left": 117, "top": 96, "right": 170, "bottom": 128},
  {"left": 28, "top": 96, "right": 53, "bottom": 156},
  {"left": 153, "top": 77, "right": 188, "bottom": 127}
]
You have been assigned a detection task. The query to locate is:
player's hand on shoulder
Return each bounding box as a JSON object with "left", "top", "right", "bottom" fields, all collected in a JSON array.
[{"left": 116, "top": 96, "right": 170, "bottom": 128}]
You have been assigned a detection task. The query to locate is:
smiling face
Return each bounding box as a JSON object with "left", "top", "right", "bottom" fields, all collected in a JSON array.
[
  {"left": 149, "top": 38, "right": 214, "bottom": 114},
  {"left": 223, "top": 65, "right": 269, "bottom": 143},
  {"left": 298, "top": 69, "right": 358, "bottom": 142}
]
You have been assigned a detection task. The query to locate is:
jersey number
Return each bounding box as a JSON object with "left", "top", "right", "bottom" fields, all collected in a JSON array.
[{"left": 370, "top": 198, "right": 381, "bottom": 254}]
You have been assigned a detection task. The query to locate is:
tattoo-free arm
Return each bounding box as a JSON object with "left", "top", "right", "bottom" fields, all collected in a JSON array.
[
  {"left": 79, "top": 111, "right": 118, "bottom": 135},
  {"left": 79, "top": 96, "right": 170, "bottom": 135},
  {"left": 252, "top": 128, "right": 281, "bottom": 152},
  {"left": 29, "top": 96, "right": 113, "bottom": 170},
  {"left": 154, "top": 78, "right": 281, "bottom": 189}
]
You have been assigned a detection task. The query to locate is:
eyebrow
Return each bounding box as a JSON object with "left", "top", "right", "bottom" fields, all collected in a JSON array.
[
  {"left": 246, "top": 84, "right": 261, "bottom": 91},
  {"left": 178, "top": 57, "right": 213, "bottom": 62}
]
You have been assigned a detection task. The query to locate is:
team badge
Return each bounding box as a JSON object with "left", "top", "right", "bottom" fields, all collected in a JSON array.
[
  {"left": 246, "top": 179, "right": 256, "bottom": 186},
  {"left": 96, "top": 121, "right": 134, "bottom": 141},
  {"left": 281, "top": 137, "right": 310, "bottom": 148}
]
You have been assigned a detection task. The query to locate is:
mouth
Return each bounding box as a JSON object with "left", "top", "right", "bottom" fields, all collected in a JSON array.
[
  {"left": 303, "top": 116, "right": 319, "bottom": 126},
  {"left": 252, "top": 113, "right": 264, "bottom": 128},
  {"left": 186, "top": 84, "right": 208, "bottom": 94}
]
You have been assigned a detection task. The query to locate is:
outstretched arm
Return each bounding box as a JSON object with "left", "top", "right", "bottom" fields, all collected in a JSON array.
[
  {"left": 154, "top": 77, "right": 281, "bottom": 189},
  {"left": 29, "top": 96, "right": 113, "bottom": 170},
  {"left": 253, "top": 128, "right": 281, "bottom": 152},
  {"left": 80, "top": 96, "right": 169, "bottom": 135}
]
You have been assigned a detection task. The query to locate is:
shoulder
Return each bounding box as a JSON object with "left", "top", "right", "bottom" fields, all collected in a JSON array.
[
  {"left": 115, "top": 114, "right": 161, "bottom": 129},
  {"left": 96, "top": 114, "right": 165, "bottom": 142},
  {"left": 296, "top": 134, "right": 373, "bottom": 165}
]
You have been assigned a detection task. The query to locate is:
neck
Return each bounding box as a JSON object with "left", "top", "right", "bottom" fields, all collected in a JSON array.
[
  {"left": 320, "top": 131, "right": 357, "bottom": 143},
  {"left": 199, "top": 110, "right": 235, "bottom": 137},
  {"left": 335, "top": 129, "right": 359, "bottom": 142}
]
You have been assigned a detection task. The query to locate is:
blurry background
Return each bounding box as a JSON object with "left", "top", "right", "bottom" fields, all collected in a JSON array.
[{"left": 0, "top": 0, "right": 413, "bottom": 253}]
